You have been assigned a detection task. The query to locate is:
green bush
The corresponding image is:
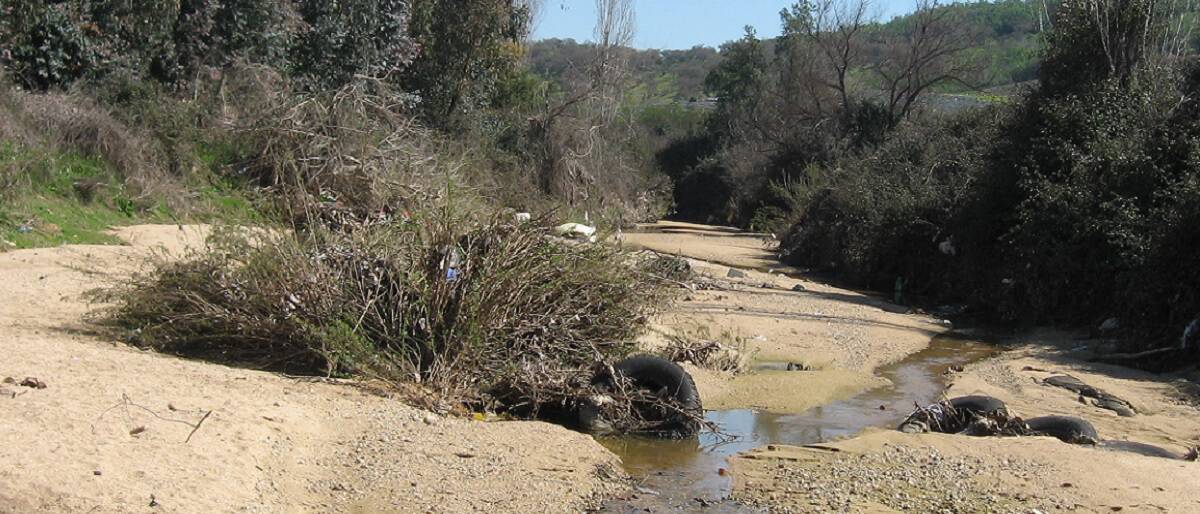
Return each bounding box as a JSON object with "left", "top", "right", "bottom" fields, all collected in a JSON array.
[{"left": 5, "top": 5, "right": 96, "bottom": 90}]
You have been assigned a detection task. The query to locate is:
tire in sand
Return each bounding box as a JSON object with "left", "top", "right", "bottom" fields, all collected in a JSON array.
[
  {"left": 1025, "top": 415, "right": 1100, "bottom": 445},
  {"left": 582, "top": 355, "right": 703, "bottom": 438},
  {"left": 949, "top": 395, "right": 1008, "bottom": 417},
  {"left": 899, "top": 395, "right": 1008, "bottom": 434}
]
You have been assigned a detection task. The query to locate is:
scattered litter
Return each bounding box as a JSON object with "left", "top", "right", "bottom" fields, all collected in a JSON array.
[
  {"left": 634, "top": 486, "right": 659, "bottom": 496},
  {"left": 129, "top": 426, "right": 147, "bottom": 436},
  {"left": 931, "top": 304, "right": 968, "bottom": 317},
  {"left": 16, "top": 224, "right": 32, "bottom": 234},
  {"left": 553, "top": 223, "right": 597, "bottom": 243},
  {"left": 1181, "top": 318, "right": 1199, "bottom": 349},
  {"left": 514, "top": 212, "right": 531, "bottom": 223},
  {"left": 790, "top": 283, "right": 807, "bottom": 292},
  {"left": 1098, "top": 317, "right": 1120, "bottom": 332},
  {"left": 938, "top": 237, "right": 957, "bottom": 256}
]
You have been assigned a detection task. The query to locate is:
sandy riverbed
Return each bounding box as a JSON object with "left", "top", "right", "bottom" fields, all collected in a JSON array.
[
  {"left": 730, "top": 327, "right": 1200, "bottom": 512},
  {"left": 0, "top": 225, "right": 621, "bottom": 514},
  {"left": 628, "top": 221, "right": 948, "bottom": 414},
  {"left": 630, "top": 222, "right": 1200, "bottom": 512}
]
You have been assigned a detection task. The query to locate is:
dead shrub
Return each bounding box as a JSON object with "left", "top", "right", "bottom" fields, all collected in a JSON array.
[
  {"left": 96, "top": 208, "right": 666, "bottom": 407},
  {"left": 236, "top": 79, "right": 437, "bottom": 219},
  {"left": 662, "top": 327, "right": 751, "bottom": 374}
]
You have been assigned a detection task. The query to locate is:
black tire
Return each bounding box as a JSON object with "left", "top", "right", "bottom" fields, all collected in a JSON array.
[
  {"left": 1025, "top": 415, "right": 1100, "bottom": 444},
  {"left": 949, "top": 395, "right": 1008, "bottom": 417},
  {"left": 596, "top": 355, "right": 703, "bottom": 437}
]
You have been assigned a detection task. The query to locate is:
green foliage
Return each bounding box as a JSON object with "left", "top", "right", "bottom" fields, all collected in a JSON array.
[
  {"left": 403, "top": 0, "right": 530, "bottom": 121},
  {"left": 776, "top": 0, "right": 1200, "bottom": 352},
  {"left": 291, "top": 0, "right": 416, "bottom": 90},
  {"left": 0, "top": 145, "right": 162, "bottom": 248},
  {"left": 528, "top": 38, "right": 723, "bottom": 101},
  {"left": 3, "top": 3, "right": 97, "bottom": 90}
]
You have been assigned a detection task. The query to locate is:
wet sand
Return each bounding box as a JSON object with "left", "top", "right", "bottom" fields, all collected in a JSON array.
[{"left": 731, "top": 331, "right": 1200, "bottom": 512}]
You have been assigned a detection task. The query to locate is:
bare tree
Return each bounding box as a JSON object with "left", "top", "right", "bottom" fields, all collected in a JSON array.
[
  {"left": 532, "top": 0, "right": 639, "bottom": 207},
  {"left": 779, "top": 0, "right": 873, "bottom": 119},
  {"left": 872, "top": 0, "right": 979, "bottom": 126}
]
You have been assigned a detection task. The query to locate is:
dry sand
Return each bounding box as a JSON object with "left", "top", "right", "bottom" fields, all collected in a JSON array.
[{"left": 0, "top": 225, "right": 621, "bottom": 514}]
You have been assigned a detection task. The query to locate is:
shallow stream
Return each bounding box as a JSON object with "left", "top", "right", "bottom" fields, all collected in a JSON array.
[{"left": 595, "top": 333, "right": 998, "bottom": 513}]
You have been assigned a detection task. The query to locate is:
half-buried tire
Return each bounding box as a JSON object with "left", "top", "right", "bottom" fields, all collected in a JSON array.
[
  {"left": 584, "top": 355, "right": 703, "bottom": 437},
  {"left": 949, "top": 395, "right": 1008, "bottom": 417},
  {"left": 1025, "top": 415, "right": 1100, "bottom": 445}
]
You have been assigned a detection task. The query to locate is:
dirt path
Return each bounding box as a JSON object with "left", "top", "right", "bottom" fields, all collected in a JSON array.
[{"left": 0, "top": 225, "right": 621, "bottom": 514}]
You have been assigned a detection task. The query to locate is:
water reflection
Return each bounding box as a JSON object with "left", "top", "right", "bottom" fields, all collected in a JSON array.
[{"left": 597, "top": 334, "right": 998, "bottom": 511}]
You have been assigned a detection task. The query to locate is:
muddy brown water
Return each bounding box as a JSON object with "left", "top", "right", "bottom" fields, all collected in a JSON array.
[{"left": 594, "top": 333, "right": 999, "bottom": 513}]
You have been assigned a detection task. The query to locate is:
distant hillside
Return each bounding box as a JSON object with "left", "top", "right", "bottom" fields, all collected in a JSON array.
[
  {"left": 527, "top": 39, "right": 721, "bottom": 102},
  {"left": 879, "top": 0, "right": 1045, "bottom": 87},
  {"left": 528, "top": 0, "right": 1050, "bottom": 100}
]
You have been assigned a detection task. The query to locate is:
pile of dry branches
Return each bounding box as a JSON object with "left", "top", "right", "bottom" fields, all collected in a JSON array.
[
  {"left": 662, "top": 329, "right": 751, "bottom": 374},
  {"left": 97, "top": 209, "right": 667, "bottom": 408}
]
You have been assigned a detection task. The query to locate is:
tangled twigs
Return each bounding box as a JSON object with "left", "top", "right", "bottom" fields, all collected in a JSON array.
[{"left": 92, "top": 394, "right": 213, "bottom": 444}]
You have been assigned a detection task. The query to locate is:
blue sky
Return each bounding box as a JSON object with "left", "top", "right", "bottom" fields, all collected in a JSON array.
[{"left": 532, "top": 0, "right": 924, "bottom": 50}]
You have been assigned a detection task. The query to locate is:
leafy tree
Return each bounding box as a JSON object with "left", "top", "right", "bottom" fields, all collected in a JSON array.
[
  {"left": 403, "top": 0, "right": 531, "bottom": 120},
  {"left": 292, "top": 0, "right": 418, "bottom": 90},
  {"left": 1, "top": 2, "right": 96, "bottom": 90},
  {"left": 704, "top": 27, "right": 768, "bottom": 141}
]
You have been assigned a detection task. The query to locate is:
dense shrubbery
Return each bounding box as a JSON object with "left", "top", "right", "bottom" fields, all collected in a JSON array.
[{"left": 776, "top": 0, "right": 1200, "bottom": 351}]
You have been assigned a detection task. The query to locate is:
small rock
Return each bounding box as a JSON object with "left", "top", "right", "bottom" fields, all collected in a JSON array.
[
  {"left": 422, "top": 413, "right": 438, "bottom": 425},
  {"left": 19, "top": 377, "right": 46, "bottom": 389},
  {"left": 791, "top": 284, "right": 807, "bottom": 292},
  {"left": 93, "top": 470, "right": 102, "bottom": 476},
  {"left": 726, "top": 268, "right": 747, "bottom": 279}
]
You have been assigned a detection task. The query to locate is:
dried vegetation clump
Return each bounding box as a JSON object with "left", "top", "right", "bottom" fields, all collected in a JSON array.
[
  {"left": 96, "top": 209, "right": 668, "bottom": 411},
  {"left": 663, "top": 328, "right": 752, "bottom": 374}
]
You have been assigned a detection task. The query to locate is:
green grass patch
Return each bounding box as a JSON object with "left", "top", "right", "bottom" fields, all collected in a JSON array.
[
  {"left": 0, "top": 138, "right": 265, "bottom": 249},
  {"left": 0, "top": 194, "right": 135, "bottom": 248}
]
